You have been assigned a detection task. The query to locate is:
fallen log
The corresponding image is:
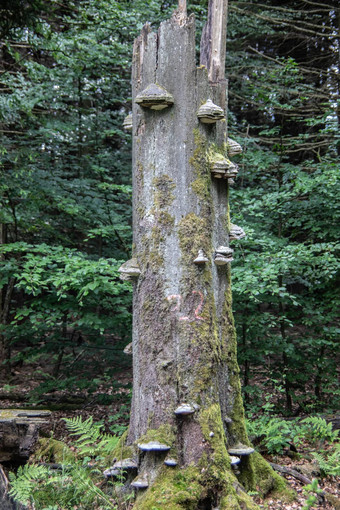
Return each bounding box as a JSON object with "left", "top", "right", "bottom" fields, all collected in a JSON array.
[
  {"left": 0, "top": 410, "right": 50, "bottom": 462},
  {"left": 269, "top": 462, "right": 313, "bottom": 485}
]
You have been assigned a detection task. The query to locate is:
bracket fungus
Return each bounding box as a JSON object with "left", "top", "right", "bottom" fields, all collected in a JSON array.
[
  {"left": 227, "top": 137, "right": 243, "bottom": 157},
  {"left": 118, "top": 258, "right": 141, "bottom": 281},
  {"left": 131, "top": 473, "right": 149, "bottom": 489},
  {"left": 103, "top": 459, "right": 138, "bottom": 478},
  {"left": 229, "top": 224, "right": 246, "bottom": 241},
  {"left": 193, "top": 249, "right": 209, "bottom": 265},
  {"left": 123, "top": 342, "right": 132, "bottom": 355},
  {"left": 224, "top": 162, "right": 238, "bottom": 179},
  {"left": 214, "top": 246, "right": 234, "bottom": 265},
  {"left": 228, "top": 444, "right": 255, "bottom": 456},
  {"left": 123, "top": 113, "right": 133, "bottom": 131},
  {"left": 197, "top": 99, "right": 224, "bottom": 124},
  {"left": 135, "top": 83, "right": 174, "bottom": 110},
  {"left": 174, "top": 403, "right": 196, "bottom": 416},
  {"left": 137, "top": 441, "right": 171, "bottom": 452},
  {"left": 164, "top": 458, "right": 178, "bottom": 467},
  {"left": 230, "top": 456, "right": 241, "bottom": 466},
  {"left": 214, "top": 253, "right": 229, "bottom": 266},
  {"left": 209, "top": 153, "right": 238, "bottom": 179}
]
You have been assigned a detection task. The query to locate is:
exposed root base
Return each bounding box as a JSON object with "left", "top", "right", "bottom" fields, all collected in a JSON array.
[
  {"left": 131, "top": 456, "right": 294, "bottom": 510},
  {"left": 132, "top": 464, "right": 258, "bottom": 510}
]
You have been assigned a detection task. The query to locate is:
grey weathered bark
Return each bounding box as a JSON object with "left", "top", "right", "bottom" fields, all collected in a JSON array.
[{"left": 115, "top": 2, "right": 289, "bottom": 508}]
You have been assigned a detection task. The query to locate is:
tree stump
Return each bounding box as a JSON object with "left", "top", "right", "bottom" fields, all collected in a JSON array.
[{"left": 114, "top": 2, "right": 291, "bottom": 508}]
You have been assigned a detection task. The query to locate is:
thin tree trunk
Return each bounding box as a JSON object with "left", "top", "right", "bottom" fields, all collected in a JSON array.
[
  {"left": 0, "top": 221, "right": 14, "bottom": 375},
  {"left": 315, "top": 345, "right": 325, "bottom": 400},
  {"left": 53, "top": 313, "right": 67, "bottom": 378}
]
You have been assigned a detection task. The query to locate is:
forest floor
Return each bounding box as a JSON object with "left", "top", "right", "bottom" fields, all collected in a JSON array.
[{"left": 0, "top": 360, "right": 339, "bottom": 510}]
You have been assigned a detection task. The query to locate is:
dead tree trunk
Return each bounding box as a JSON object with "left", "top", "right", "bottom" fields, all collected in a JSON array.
[{"left": 115, "top": 2, "right": 290, "bottom": 508}]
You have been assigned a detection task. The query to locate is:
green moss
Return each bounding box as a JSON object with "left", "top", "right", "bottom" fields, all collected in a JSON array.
[
  {"left": 133, "top": 465, "right": 202, "bottom": 510},
  {"left": 33, "top": 437, "right": 74, "bottom": 464},
  {"left": 137, "top": 161, "right": 144, "bottom": 189},
  {"left": 178, "top": 212, "right": 210, "bottom": 262},
  {"left": 243, "top": 452, "right": 295, "bottom": 500},
  {"left": 139, "top": 228, "right": 164, "bottom": 270},
  {"left": 199, "top": 404, "right": 230, "bottom": 469},
  {"left": 153, "top": 175, "right": 176, "bottom": 208},
  {"left": 133, "top": 462, "right": 260, "bottom": 510},
  {"left": 190, "top": 129, "right": 211, "bottom": 201},
  {"left": 220, "top": 492, "right": 258, "bottom": 510},
  {"left": 150, "top": 207, "right": 175, "bottom": 229},
  {"left": 137, "top": 424, "right": 176, "bottom": 447}
]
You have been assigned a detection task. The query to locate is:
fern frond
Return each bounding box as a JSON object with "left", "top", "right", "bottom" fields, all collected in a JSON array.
[
  {"left": 300, "top": 416, "right": 339, "bottom": 443},
  {"left": 312, "top": 444, "right": 340, "bottom": 477},
  {"left": 63, "top": 416, "right": 119, "bottom": 457},
  {"left": 63, "top": 416, "right": 101, "bottom": 450},
  {"left": 9, "top": 464, "right": 49, "bottom": 504}
]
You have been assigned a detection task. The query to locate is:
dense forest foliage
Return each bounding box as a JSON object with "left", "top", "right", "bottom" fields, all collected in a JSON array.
[{"left": 0, "top": 0, "right": 339, "bottom": 416}]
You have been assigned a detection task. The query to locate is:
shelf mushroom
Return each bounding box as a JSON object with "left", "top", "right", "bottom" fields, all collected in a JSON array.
[
  {"left": 194, "top": 249, "right": 209, "bottom": 265},
  {"left": 223, "top": 162, "right": 238, "bottom": 179},
  {"left": 131, "top": 473, "right": 149, "bottom": 489},
  {"left": 135, "top": 83, "right": 174, "bottom": 110},
  {"left": 229, "top": 224, "right": 246, "bottom": 241},
  {"left": 227, "top": 137, "right": 242, "bottom": 157},
  {"left": 209, "top": 153, "right": 238, "bottom": 179},
  {"left": 197, "top": 99, "right": 224, "bottom": 124},
  {"left": 227, "top": 444, "right": 255, "bottom": 456},
  {"left": 123, "top": 342, "right": 132, "bottom": 355},
  {"left": 174, "top": 403, "right": 196, "bottom": 416},
  {"left": 123, "top": 113, "right": 133, "bottom": 131},
  {"left": 230, "top": 456, "right": 241, "bottom": 466},
  {"left": 118, "top": 258, "right": 141, "bottom": 282},
  {"left": 137, "top": 441, "right": 171, "bottom": 452},
  {"left": 214, "top": 246, "right": 234, "bottom": 266},
  {"left": 164, "top": 458, "right": 178, "bottom": 467},
  {"left": 103, "top": 458, "right": 138, "bottom": 478}
]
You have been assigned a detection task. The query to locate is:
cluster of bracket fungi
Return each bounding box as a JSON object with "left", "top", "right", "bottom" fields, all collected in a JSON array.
[
  {"left": 119, "top": 85, "right": 247, "bottom": 281},
  {"left": 103, "top": 402, "right": 254, "bottom": 490}
]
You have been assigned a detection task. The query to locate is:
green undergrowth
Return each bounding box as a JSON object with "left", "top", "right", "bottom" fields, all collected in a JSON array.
[
  {"left": 7, "top": 411, "right": 307, "bottom": 510},
  {"left": 9, "top": 416, "right": 125, "bottom": 509},
  {"left": 246, "top": 414, "right": 339, "bottom": 455},
  {"left": 16, "top": 409, "right": 339, "bottom": 510}
]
